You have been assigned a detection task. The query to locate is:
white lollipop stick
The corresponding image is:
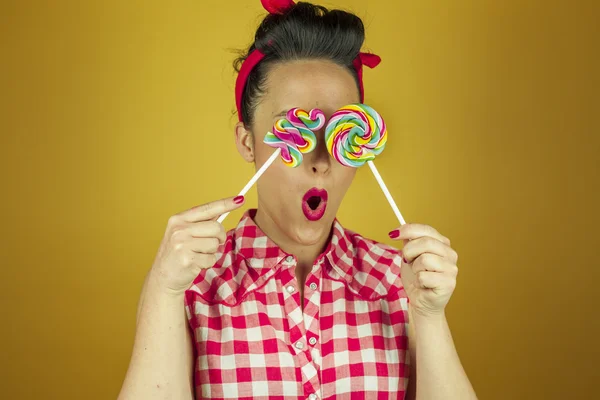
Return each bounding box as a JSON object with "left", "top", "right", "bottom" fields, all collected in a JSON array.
[
  {"left": 367, "top": 160, "right": 406, "bottom": 226},
  {"left": 217, "top": 148, "right": 281, "bottom": 224}
]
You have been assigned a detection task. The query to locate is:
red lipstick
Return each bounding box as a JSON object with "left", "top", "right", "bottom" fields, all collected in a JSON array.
[{"left": 302, "top": 188, "right": 328, "bottom": 221}]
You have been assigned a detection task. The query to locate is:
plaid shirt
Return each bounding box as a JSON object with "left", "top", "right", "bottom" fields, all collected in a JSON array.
[{"left": 185, "top": 210, "right": 410, "bottom": 400}]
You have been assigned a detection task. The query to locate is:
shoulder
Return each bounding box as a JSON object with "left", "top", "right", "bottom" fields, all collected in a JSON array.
[
  {"left": 184, "top": 229, "right": 256, "bottom": 308},
  {"left": 346, "top": 228, "right": 403, "bottom": 268},
  {"left": 339, "top": 227, "right": 408, "bottom": 302}
]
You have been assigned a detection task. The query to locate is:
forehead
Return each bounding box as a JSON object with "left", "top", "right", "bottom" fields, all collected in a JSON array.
[{"left": 260, "top": 59, "right": 360, "bottom": 118}]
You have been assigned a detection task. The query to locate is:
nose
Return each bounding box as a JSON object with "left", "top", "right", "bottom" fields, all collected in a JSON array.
[{"left": 307, "top": 131, "right": 331, "bottom": 175}]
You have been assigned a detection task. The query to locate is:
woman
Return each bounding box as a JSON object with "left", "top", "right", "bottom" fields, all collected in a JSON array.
[{"left": 118, "top": 1, "right": 477, "bottom": 399}]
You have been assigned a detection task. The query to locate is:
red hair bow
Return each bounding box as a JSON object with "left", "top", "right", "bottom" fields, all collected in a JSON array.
[{"left": 261, "top": 0, "right": 296, "bottom": 14}]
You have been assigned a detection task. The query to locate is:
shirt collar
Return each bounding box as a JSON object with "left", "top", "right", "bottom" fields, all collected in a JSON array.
[{"left": 232, "top": 209, "right": 355, "bottom": 282}]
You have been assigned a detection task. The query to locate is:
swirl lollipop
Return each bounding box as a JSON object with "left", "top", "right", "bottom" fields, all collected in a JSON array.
[
  {"left": 326, "top": 104, "right": 406, "bottom": 225},
  {"left": 217, "top": 108, "right": 325, "bottom": 223},
  {"left": 326, "top": 103, "right": 387, "bottom": 167},
  {"left": 264, "top": 108, "right": 324, "bottom": 167}
]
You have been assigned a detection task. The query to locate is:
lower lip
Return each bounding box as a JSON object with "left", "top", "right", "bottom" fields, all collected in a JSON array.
[
  {"left": 302, "top": 189, "right": 328, "bottom": 221},
  {"left": 302, "top": 200, "right": 327, "bottom": 221}
]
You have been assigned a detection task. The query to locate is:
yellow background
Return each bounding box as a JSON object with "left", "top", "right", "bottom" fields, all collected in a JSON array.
[{"left": 1, "top": 0, "right": 598, "bottom": 398}]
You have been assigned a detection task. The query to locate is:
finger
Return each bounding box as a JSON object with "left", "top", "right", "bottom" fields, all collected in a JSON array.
[
  {"left": 190, "top": 237, "right": 221, "bottom": 254},
  {"left": 409, "top": 254, "right": 459, "bottom": 276},
  {"left": 168, "top": 221, "right": 227, "bottom": 245},
  {"left": 415, "top": 271, "right": 448, "bottom": 290},
  {"left": 177, "top": 196, "right": 245, "bottom": 223},
  {"left": 410, "top": 253, "right": 442, "bottom": 274},
  {"left": 402, "top": 236, "right": 458, "bottom": 264},
  {"left": 187, "top": 221, "right": 227, "bottom": 243},
  {"left": 189, "top": 252, "right": 218, "bottom": 269},
  {"left": 390, "top": 224, "right": 451, "bottom": 246}
]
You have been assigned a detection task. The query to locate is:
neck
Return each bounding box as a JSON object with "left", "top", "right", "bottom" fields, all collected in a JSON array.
[{"left": 253, "top": 207, "right": 332, "bottom": 269}]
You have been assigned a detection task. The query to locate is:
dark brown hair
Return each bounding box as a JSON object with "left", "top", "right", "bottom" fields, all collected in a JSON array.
[{"left": 233, "top": 2, "right": 365, "bottom": 127}]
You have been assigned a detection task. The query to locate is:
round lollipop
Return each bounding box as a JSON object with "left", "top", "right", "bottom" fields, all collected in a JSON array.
[
  {"left": 325, "top": 103, "right": 387, "bottom": 167},
  {"left": 325, "top": 103, "right": 406, "bottom": 225},
  {"left": 217, "top": 108, "right": 325, "bottom": 223}
]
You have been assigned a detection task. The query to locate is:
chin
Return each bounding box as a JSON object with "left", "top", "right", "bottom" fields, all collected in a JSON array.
[{"left": 292, "top": 215, "right": 333, "bottom": 246}]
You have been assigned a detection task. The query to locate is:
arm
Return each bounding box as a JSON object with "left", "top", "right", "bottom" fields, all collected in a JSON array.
[
  {"left": 390, "top": 223, "right": 477, "bottom": 400},
  {"left": 117, "top": 197, "right": 243, "bottom": 399},
  {"left": 117, "top": 271, "right": 195, "bottom": 400},
  {"left": 404, "top": 305, "right": 476, "bottom": 400}
]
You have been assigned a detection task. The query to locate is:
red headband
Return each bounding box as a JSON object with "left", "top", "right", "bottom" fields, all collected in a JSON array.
[{"left": 235, "top": 0, "right": 381, "bottom": 122}]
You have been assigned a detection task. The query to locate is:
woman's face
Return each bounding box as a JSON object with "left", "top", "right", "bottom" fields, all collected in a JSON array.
[{"left": 235, "top": 59, "right": 360, "bottom": 246}]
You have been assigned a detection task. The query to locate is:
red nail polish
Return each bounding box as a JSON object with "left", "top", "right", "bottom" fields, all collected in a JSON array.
[
  {"left": 388, "top": 229, "right": 400, "bottom": 239},
  {"left": 233, "top": 196, "right": 244, "bottom": 204},
  {"left": 403, "top": 257, "right": 409, "bottom": 264}
]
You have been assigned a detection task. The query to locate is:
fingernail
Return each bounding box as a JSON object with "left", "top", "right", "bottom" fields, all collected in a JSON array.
[
  {"left": 233, "top": 196, "right": 245, "bottom": 204},
  {"left": 388, "top": 229, "right": 400, "bottom": 239},
  {"left": 403, "top": 257, "right": 409, "bottom": 264}
]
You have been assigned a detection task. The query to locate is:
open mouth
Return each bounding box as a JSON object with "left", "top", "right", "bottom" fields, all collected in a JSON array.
[
  {"left": 307, "top": 196, "right": 322, "bottom": 210},
  {"left": 302, "top": 188, "right": 328, "bottom": 221}
]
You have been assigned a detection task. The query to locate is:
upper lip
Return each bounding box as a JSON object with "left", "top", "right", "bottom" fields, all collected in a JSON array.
[{"left": 303, "top": 187, "right": 328, "bottom": 202}]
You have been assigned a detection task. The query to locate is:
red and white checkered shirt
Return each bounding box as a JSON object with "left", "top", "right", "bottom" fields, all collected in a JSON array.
[{"left": 185, "top": 210, "right": 410, "bottom": 400}]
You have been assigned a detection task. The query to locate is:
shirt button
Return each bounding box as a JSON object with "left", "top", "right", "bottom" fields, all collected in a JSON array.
[
  {"left": 286, "top": 285, "right": 295, "bottom": 294},
  {"left": 309, "top": 282, "right": 318, "bottom": 291},
  {"left": 294, "top": 341, "right": 304, "bottom": 350},
  {"left": 309, "top": 337, "right": 318, "bottom": 346},
  {"left": 285, "top": 255, "right": 294, "bottom": 263},
  {"left": 308, "top": 394, "right": 318, "bottom": 400}
]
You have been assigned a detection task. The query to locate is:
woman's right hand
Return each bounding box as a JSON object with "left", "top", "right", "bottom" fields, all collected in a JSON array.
[{"left": 148, "top": 196, "right": 245, "bottom": 296}]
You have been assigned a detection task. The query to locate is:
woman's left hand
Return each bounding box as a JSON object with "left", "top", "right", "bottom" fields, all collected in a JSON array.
[{"left": 389, "top": 223, "right": 459, "bottom": 317}]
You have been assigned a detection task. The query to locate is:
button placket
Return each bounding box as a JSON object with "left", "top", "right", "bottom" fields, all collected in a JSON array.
[
  {"left": 301, "top": 270, "right": 321, "bottom": 357},
  {"left": 280, "top": 256, "right": 322, "bottom": 399},
  {"left": 280, "top": 262, "right": 308, "bottom": 357}
]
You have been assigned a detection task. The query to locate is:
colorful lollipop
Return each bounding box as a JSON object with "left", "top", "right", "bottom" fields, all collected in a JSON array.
[
  {"left": 217, "top": 108, "right": 325, "bottom": 223},
  {"left": 264, "top": 108, "right": 324, "bottom": 167},
  {"left": 326, "top": 104, "right": 406, "bottom": 225},
  {"left": 326, "top": 103, "right": 387, "bottom": 167}
]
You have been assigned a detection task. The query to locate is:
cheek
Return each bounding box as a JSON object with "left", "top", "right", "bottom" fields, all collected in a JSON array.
[
  {"left": 254, "top": 139, "right": 300, "bottom": 176},
  {"left": 254, "top": 141, "right": 303, "bottom": 189},
  {"left": 254, "top": 139, "right": 283, "bottom": 171},
  {"left": 252, "top": 136, "right": 270, "bottom": 162},
  {"left": 333, "top": 165, "right": 357, "bottom": 188}
]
